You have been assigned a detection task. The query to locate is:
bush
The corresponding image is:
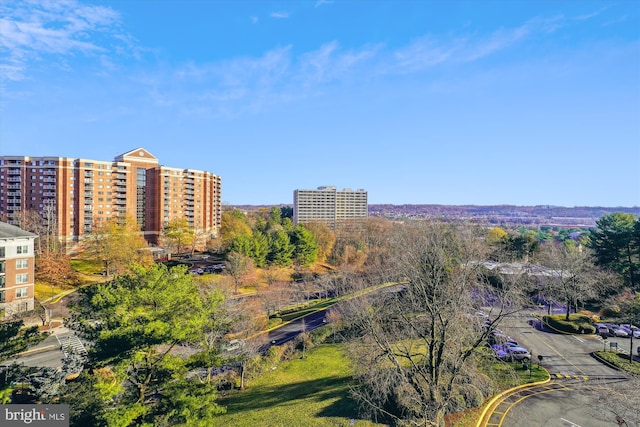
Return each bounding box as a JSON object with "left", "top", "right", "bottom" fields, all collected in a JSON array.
[
  {"left": 599, "top": 306, "right": 620, "bottom": 318},
  {"left": 543, "top": 314, "right": 595, "bottom": 334}
]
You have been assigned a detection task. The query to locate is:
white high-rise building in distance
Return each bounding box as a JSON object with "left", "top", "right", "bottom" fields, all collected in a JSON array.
[{"left": 293, "top": 186, "right": 368, "bottom": 230}]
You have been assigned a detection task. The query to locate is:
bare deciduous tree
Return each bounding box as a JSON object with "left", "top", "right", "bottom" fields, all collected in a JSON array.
[
  {"left": 538, "top": 242, "right": 611, "bottom": 320},
  {"left": 340, "top": 221, "right": 526, "bottom": 426}
]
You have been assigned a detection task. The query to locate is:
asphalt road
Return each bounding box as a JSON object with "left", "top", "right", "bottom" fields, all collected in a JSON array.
[
  {"left": 261, "top": 310, "right": 328, "bottom": 349},
  {"left": 5, "top": 327, "right": 87, "bottom": 370},
  {"left": 489, "top": 310, "right": 639, "bottom": 427}
]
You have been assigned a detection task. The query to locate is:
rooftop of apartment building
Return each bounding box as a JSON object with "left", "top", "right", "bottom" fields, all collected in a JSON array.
[{"left": 0, "top": 221, "right": 37, "bottom": 239}]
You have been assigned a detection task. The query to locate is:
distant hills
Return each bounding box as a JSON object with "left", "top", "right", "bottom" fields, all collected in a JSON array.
[
  {"left": 367, "top": 204, "right": 640, "bottom": 228},
  {"left": 232, "top": 204, "right": 640, "bottom": 228}
]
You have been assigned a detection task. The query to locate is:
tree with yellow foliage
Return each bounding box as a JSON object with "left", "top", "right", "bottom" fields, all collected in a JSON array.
[{"left": 85, "top": 216, "right": 153, "bottom": 275}]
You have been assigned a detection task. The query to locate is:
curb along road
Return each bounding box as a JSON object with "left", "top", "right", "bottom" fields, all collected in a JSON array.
[{"left": 475, "top": 377, "right": 551, "bottom": 427}]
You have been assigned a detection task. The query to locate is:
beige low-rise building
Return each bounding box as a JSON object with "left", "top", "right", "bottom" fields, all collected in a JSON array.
[{"left": 0, "top": 221, "right": 36, "bottom": 317}]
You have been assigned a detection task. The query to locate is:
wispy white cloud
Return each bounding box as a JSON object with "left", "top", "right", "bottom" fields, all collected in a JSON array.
[
  {"left": 250, "top": 16, "right": 258, "bottom": 24},
  {"left": 315, "top": 0, "right": 333, "bottom": 7},
  {"left": 0, "top": 0, "right": 136, "bottom": 81},
  {"left": 391, "top": 16, "right": 564, "bottom": 73},
  {"left": 141, "top": 16, "right": 571, "bottom": 117},
  {"left": 573, "top": 8, "right": 606, "bottom": 21},
  {"left": 270, "top": 12, "right": 289, "bottom": 19}
]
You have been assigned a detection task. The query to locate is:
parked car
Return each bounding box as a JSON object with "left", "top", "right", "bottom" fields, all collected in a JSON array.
[
  {"left": 505, "top": 346, "right": 531, "bottom": 362},
  {"left": 222, "top": 339, "right": 244, "bottom": 353},
  {"left": 490, "top": 344, "right": 509, "bottom": 360},
  {"left": 621, "top": 324, "right": 640, "bottom": 338},
  {"left": 595, "top": 324, "right": 610, "bottom": 336},
  {"left": 493, "top": 347, "right": 508, "bottom": 361},
  {"left": 612, "top": 328, "right": 629, "bottom": 338}
]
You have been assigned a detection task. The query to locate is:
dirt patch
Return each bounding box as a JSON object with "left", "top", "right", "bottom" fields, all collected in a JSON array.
[{"left": 38, "top": 321, "right": 63, "bottom": 331}]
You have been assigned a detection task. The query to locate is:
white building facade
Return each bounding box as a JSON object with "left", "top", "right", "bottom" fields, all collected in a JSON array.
[
  {"left": 0, "top": 222, "right": 37, "bottom": 317},
  {"left": 293, "top": 186, "right": 368, "bottom": 229}
]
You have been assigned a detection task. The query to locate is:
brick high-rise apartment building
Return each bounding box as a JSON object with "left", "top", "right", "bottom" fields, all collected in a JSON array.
[
  {"left": 0, "top": 148, "right": 221, "bottom": 248},
  {"left": 293, "top": 186, "right": 368, "bottom": 230}
]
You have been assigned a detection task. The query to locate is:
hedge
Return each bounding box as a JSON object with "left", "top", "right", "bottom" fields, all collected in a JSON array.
[{"left": 542, "top": 314, "right": 596, "bottom": 334}]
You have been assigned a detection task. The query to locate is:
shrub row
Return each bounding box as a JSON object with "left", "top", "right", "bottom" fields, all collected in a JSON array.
[{"left": 542, "top": 314, "right": 596, "bottom": 334}]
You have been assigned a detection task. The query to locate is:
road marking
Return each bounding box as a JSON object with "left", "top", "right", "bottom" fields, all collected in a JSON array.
[
  {"left": 572, "top": 335, "right": 584, "bottom": 343},
  {"left": 560, "top": 418, "right": 582, "bottom": 427},
  {"left": 497, "top": 384, "right": 572, "bottom": 426},
  {"left": 529, "top": 332, "right": 586, "bottom": 376}
]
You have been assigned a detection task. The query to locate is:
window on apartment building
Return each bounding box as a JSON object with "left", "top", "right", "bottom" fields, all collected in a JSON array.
[
  {"left": 0, "top": 247, "right": 5, "bottom": 258},
  {"left": 0, "top": 276, "right": 5, "bottom": 288},
  {"left": 16, "top": 287, "right": 28, "bottom": 298},
  {"left": 16, "top": 259, "right": 28, "bottom": 269},
  {"left": 0, "top": 261, "right": 5, "bottom": 273},
  {"left": 0, "top": 290, "right": 4, "bottom": 303},
  {"left": 16, "top": 273, "right": 28, "bottom": 284},
  {"left": 16, "top": 245, "right": 28, "bottom": 254}
]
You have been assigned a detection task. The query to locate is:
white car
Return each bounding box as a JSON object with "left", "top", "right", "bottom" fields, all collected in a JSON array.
[
  {"left": 612, "top": 328, "right": 629, "bottom": 338},
  {"left": 505, "top": 346, "right": 531, "bottom": 362}
]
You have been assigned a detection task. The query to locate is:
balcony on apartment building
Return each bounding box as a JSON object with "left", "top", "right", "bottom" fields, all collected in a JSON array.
[
  {"left": 43, "top": 184, "right": 56, "bottom": 190},
  {"left": 43, "top": 178, "right": 56, "bottom": 183},
  {"left": 43, "top": 170, "right": 56, "bottom": 175},
  {"left": 43, "top": 192, "right": 56, "bottom": 197},
  {"left": 7, "top": 177, "right": 21, "bottom": 182},
  {"left": 84, "top": 179, "right": 93, "bottom": 184},
  {"left": 7, "top": 184, "right": 20, "bottom": 190},
  {"left": 7, "top": 168, "right": 21, "bottom": 175}
]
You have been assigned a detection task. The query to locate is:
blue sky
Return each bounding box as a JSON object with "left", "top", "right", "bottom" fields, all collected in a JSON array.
[{"left": 1, "top": 0, "right": 639, "bottom": 207}]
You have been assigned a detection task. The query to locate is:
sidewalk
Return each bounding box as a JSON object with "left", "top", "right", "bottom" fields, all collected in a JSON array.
[{"left": 16, "top": 322, "right": 70, "bottom": 357}]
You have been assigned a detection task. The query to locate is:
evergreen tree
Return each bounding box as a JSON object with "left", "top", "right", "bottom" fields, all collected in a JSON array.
[
  {"left": 67, "top": 264, "right": 228, "bottom": 426},
  {"left": 269, "top": 230, "right": 294, "bottom": 267},
  {"left": 291, "top": 225, "right": 318, "bottom": 266},
  {"left": 590, "top": 213, "right": 639, "bottom": 289}
]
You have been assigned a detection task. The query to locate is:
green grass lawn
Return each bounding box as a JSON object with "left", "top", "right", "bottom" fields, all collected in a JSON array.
[
  {"left": 216, "top": 344, "right": 384, "bottom": 427},
  {"left": 594, "top": 351, "right": 640, "bottom": 375},
  {"left": 70, "top": 258, "right": 104, "bottom": 275}
]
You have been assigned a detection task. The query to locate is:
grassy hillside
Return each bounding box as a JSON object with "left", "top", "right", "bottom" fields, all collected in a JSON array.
[{"left": 216, "top": 344, "right": 384, "bottom": 427}]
